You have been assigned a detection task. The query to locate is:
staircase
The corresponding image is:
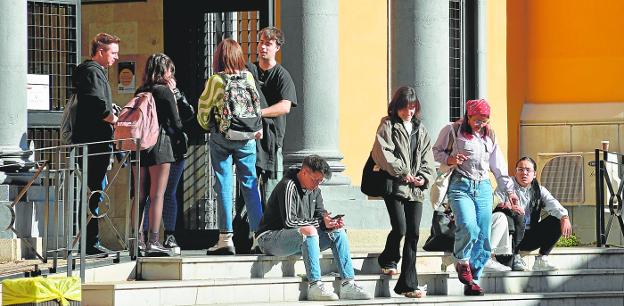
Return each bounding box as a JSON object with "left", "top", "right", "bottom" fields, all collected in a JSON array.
[{"left": 81, "top": 247, "right": 624, "bottom": 305}]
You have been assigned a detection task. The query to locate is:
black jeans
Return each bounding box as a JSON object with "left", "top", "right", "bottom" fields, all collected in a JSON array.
[
  {"left": 78, "top": 143, "right": 112, "bottom": 247},
  {"left": 378, "top": 195, "right": 423, "bottom": 294},
  {"left": 517, "top": 215, "right": 562, "bottom": 256}
]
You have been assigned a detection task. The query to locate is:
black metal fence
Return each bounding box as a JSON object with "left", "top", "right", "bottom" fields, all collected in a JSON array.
[{"left": 593, "top": 149, "right": 624, "bottom": 247}]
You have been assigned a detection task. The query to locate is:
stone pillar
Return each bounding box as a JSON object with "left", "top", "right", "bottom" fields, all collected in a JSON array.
[
  {"left": 391, "top": 0, "right": 449, "bottom": 140},
  {"left": 281, "top": 0, "right": 349, "bottom": 185},
  {"left": 0, "top": 0, "right": 29, "bottom": 178},
  {"left": 391, "top": 0, "right": 449, "bottom": 228}
]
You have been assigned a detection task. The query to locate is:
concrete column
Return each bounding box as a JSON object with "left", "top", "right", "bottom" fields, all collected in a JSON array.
[
  {"left": 391, "top": 0, "right": 449, "bottom": 140},
  {"left": 0, "top": 0, "right": 29, "bottom": 176},
  {"left": 281, "top": 0, "right": 349, "bottom": 185}
]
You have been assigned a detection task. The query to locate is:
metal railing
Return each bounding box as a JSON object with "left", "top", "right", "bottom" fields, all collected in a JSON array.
[
  {"left": 1, "top": 139, "right": 141, "bottom": 282},
  {"left": 593, "top": 149, "right": 624, "bottom": 247}
]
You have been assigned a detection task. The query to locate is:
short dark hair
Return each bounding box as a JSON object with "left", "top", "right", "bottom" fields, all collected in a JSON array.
[
  {"left": 302, "top": 155, "right": 332, "bottom": 180},
  {"left": 259, "top": 26, "right": 285, "bottom": 46},
  {"left": 90, "top": 33, "right": 120, "bottom": 57},
  {"left": 387, "top": 86, "right": 420, "bottom": 120}
]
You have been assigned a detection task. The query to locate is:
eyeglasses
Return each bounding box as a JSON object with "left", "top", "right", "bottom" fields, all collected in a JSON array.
[
  {"left": 474, "top": 119, "right": 489, "bottom": 125},
  {"left": 516, "top": 167, "right": 534, "bottom": 173},
  {"left": 307, "top": 170, "right": 326, "bottom": 185}
]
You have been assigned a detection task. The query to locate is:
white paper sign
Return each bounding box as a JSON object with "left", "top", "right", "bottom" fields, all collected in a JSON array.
[{"left": 27, "top": 74, "right": 50, "bottom": 110}]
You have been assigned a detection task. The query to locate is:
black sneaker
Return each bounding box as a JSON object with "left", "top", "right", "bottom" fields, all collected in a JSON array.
[
  {"left": 163, "top": 235, "right": 179, "bottom": 248},
  {"left": 163, "top": 234, "right": 180, "bottom": 255},
  {"left": 85, "top": 243, "right": 110, "bottom": 257}
]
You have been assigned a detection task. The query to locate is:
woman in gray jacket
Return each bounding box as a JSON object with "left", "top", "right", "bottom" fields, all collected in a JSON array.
[{"left": 371, "top": 86, "right": 435, "bottom": 298}]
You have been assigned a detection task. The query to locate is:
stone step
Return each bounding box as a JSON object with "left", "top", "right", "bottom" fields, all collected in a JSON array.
[
  {"left": 83, "top": 275, "right": 385, "bottom": 306},
  {"left": 448, "top": 268, "right": 624, "bottom": 295},
  {"left": 136, "top": 252, "right": 450, "bottom": 281},
  {"left": 83, "top": 270, "right": 624, "bottom": 305},
  {"left": 137, "top": 247, "right": 624, "bottom": 281},
  {"left": 214, "top": 291, "right": 624, "bottom": 306}
]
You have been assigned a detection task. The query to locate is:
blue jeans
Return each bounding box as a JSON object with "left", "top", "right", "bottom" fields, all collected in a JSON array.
[
  {"left": 210, "top": 133, "right": 263, "bottom": 232},
  {"left": 448, "top": 174, "right": 493, "bottom": 281},
  {"left": 258, "top": 228, "right": 355, "bottom": 283}
]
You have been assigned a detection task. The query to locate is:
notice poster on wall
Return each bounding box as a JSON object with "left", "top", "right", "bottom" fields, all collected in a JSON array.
[{"left": 117, "top": 61, "right": 135, "bottom": 94}]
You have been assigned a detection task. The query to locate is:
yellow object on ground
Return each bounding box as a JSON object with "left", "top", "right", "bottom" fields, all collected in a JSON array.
[{"left": 2, "top": 276, "right": 81, "bottom": 306}]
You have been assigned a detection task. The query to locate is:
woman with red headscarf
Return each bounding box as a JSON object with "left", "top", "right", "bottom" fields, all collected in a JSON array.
[{"left": 432, "top": 99, "right": 518, "bottom": 296}]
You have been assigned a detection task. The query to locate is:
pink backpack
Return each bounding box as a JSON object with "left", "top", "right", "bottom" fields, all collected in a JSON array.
[{"left": 114, "top": 92, "right": 159, "bottom": 151}]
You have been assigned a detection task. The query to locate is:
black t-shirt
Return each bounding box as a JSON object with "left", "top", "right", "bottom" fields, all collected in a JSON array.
[{"left": 252, "top": 62, "right": 297, "bottom": 146}]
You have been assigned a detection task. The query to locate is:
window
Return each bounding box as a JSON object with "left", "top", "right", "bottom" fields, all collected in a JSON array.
[
  {"left": 449, "top": 0, "right": 477, "bottom": 122},
  {"left": 28, "top": 0, "right": 79, "bottom": 111},
  {"left": 449, "top": 0, "right": 463, "bottom": 122}
]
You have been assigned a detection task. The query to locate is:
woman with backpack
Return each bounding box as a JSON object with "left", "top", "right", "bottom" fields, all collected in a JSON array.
[
  {"left": 370, "top": 86, "right": 435, "bottom": 299},
  {"left": 197, "top": 38, "right": 263, "bottom": 255},
  {"left": 140, "top": 86, "right": 194, "bottom": 254},
  {"left": 432, "top": 99, "right": 517, "bottom": 296},
  {"left": 134, "top": 53, "right": 183, "bottom": 254}
]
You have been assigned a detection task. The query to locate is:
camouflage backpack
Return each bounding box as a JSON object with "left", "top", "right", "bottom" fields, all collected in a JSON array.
[{"left": 215, "top": 71, "right": 262, "bottom": 140}]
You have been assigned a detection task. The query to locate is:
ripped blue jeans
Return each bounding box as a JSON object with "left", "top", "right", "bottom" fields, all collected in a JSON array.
[
  {"left": 448, "top": 174, "right": 493, "bottom": 281},
  {"left": 257, "top": 228, "right": 355, "bottom": 283}
]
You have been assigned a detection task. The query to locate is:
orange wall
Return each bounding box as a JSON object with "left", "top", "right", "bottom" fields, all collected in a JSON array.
[
  {"left": 487, "top": 0, "right": 510, "bottom": 169},
  {"left": 506, "top": 0, "right": 527, "bottom": 166},
  {"left": 338, "top": 1, "right": 388, "bottom": 183},
  {"left": 526, "top": 0, "right": 624, "bottom": 103},
  {"left": 507, "top": 0, "right": 624, "bottom": 163},
  {"left": 81, "top": 0, "right": 164, "bottom": 106}
]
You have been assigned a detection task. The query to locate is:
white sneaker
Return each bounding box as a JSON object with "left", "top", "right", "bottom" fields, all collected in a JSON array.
[
  {"left": 206, "top": 233, "right": 235, "bottom": 255},
  {"left": 484, "top": 258, "right": 512, "bottom": 272},
  {"left": 307, "top": 281, "right": 339, "bottom": 301},
  {"left": 339, "top": 281, "right": 372, "bottom": 300},
  {"left": 532, "top": 255, "right": 557, "bottom": 271},
  {"left": 512, "top": 254, "right": 528, "bottom": 271}
]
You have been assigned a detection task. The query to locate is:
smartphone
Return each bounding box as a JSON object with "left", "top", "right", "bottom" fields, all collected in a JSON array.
[{"left": 331, "top": 214, "right": 345, "bottom": 220}]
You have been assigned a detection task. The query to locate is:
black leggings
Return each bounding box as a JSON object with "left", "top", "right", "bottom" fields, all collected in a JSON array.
[
  {"left": 517, "top": 215, "right": 562, "bottom": 255},
  {"left": 378, "top": 196, "right": 423, "bottom": 294}
]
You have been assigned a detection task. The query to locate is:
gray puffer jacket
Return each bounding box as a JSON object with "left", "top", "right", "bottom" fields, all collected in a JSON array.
[{"left": 371, "top": 116, "right": 435, "bottom": 201}]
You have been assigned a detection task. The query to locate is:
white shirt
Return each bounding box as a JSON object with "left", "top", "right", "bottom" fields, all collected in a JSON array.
[{"left": 432, "top": 123, "right": 514, "bottom": 193}]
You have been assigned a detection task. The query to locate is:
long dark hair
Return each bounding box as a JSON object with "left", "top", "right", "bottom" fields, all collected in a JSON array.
[
  {"left": 459, "top": 109, "right": 491, "bottom": 140},
  {"left": 516, "top": 156, "right": 543, "bottom": 211},
  {"left": 387, "top": 86, "right": 421, "bottom": 122},
  {"left": 140, "top": 53, "right": 175, "bottom": 90}
]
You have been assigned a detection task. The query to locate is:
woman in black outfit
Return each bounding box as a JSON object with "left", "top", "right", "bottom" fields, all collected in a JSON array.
[
  {"left": 371, "top": 86, "right": 436, "bottom": 298},
  {"left": 134, "top": 53, "right": 183, "bottom": 253}
]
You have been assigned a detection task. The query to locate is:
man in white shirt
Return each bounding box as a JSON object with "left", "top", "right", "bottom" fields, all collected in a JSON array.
[{"left": 491, "top": 157, "right": 572, "bottom": 271}]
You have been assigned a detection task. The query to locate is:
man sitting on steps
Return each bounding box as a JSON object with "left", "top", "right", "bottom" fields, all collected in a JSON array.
[
  {"left": 492, "top": 156, "right": 572, "bottom": 271},
  {"left": 255, "top": 155, "right": 372, "bottom": 301}
]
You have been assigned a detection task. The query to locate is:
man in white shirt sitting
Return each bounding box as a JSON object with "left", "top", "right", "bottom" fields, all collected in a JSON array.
[{"left": 490, "top": 157, "right": 572, "bottom": 271}]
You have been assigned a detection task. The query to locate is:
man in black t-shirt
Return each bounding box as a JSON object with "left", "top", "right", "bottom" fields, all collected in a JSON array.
[
  {"left": 247, "top": 27, "right": 298, "bottom": 204},
  {"left": 235, "top": 27, "right": 297, "bottom": 254}
]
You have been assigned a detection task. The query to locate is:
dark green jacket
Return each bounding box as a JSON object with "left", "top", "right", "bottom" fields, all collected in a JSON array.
[{"left": 371, "top": 116, "right": 436, "bottom": 201}]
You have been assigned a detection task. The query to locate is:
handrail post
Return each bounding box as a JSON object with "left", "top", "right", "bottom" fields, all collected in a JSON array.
[
  {"left": 80, "top": 144, "right": 88, "bottom": 282},
  {"left": 66, "top": 147, "right": 75, "bottom": 277}
]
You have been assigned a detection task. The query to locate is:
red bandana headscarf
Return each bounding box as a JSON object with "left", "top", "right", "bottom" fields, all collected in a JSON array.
[
  {"left": 466, "top": 99, "right": 491, "bottom": 117},
  {"left": 463, "top": 99, "right": 491, "bottom": 140}
]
